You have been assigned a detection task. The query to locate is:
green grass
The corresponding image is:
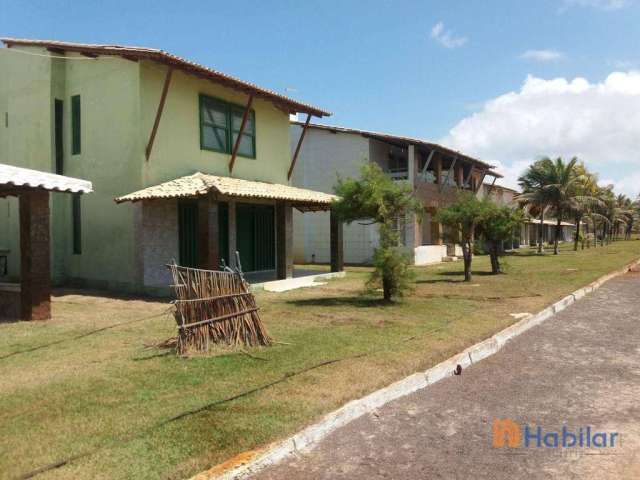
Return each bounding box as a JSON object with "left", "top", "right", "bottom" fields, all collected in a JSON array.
[{"left": 1, "top": 240, "right": 639, "bottom": 479}]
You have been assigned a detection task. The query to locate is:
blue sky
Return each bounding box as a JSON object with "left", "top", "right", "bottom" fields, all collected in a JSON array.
[{"left": 2, "top": 0, "right": 640, "bottom": 194}]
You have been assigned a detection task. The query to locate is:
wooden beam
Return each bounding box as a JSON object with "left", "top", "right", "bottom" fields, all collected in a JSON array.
[
  {"left": 439, "top": 156, "right": 457, "bottom": 192},
  {"left": 487, "top": 175, "right": 497, "bottom": 195},
  {"left": 81, "top": 52, "right": 98, "bottom": 58},
  {"left": 419, "top": 149, "right": 435, "bottom": 181},
  {"left": 145, "top": 67, "right": 173, "bottom": 161},
  {"left": 287, "top": 114, "right": 312, "bottom": 181},
  {"left": 463, "top": 165, "right": 474, "bottom": 189},
  {"left": 228, "top": 94, "right": 254, "bottom": 174}
]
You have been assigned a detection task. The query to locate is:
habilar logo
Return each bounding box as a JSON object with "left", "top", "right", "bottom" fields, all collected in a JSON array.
[
  {"left": 492, "top": 419, "right": 619, "bottom": 449},
  {"left": 492, "top": 419, "right": 522, "bottom": 448}
]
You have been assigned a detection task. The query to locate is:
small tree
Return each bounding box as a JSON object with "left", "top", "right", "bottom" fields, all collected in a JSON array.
[
  {"left": 478, "top": 204, "right": 523, "bottom": 274},
  {"left": 333, "top": 163, "right": 423, "bottom": 302},
  {"left": 435, "top": 192, "right": 487, "bottom": 282}
]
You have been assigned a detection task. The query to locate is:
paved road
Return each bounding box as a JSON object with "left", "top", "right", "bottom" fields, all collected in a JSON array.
[{"left": 253, "top": 270, "right": 640, "bottom": 480}]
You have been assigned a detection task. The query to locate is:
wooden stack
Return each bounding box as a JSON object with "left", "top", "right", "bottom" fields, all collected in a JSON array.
[{"left": 168, "top": 263, "right": 271, "bottom": 354}]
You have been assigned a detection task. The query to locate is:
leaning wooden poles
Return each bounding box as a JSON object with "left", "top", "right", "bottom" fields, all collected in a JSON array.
[{"left": 168, "top": 263, "right": 271, "bottom": 355}]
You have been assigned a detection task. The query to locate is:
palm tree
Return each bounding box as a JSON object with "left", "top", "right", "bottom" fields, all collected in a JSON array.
[
  {"left": 517, "top": 160, "right": 555, "bottom": 253},
  {"left": 519, "top": 157, "right": 586, "bottom": 255},
  {"left": 570, "top": 164, "right": 600, "bottom": 251}
]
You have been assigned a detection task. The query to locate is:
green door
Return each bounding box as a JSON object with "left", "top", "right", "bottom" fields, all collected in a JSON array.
[
  {"left": 236, "top": 203, "right": 275, "bottom": 272},
  {"left": 218, "top": 202, "right": 229, "bottom": 267},
  {"left": 178, "top": 201, "right": 199, "bottom": 268}
]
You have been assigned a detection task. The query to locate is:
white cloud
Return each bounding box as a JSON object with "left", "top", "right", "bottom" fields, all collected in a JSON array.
[
  {"left": 430, "top": 21, "right": 467, "bottom": 49},
  {"left": 560, "top": 0, "right": 632, "bottom": 10},
  {"left": 441, "top": 72, "right": 640, "bottom": 197},
  {"left": 520, "top": 49, "right": 565, "bottom": 62}
]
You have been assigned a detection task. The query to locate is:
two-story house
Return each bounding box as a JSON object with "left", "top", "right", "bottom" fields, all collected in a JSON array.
[
  {"left": 0, "top": 38, "right": 342, "bottom": 295},
  {"left": 290, "top": 122, "right": 502, "bottom": 265}
]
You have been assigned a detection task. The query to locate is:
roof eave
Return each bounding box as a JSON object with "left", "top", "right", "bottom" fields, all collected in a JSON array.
[{"left": 1, "top": 38, "right": 331, "bottom": 118}]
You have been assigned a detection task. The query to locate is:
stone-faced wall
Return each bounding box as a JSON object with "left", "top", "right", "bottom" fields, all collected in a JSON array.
[{"left": 138, "top": 200, "right": 178, "bottom": 292}]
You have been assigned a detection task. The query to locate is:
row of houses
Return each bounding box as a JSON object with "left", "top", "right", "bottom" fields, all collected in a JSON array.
[{"left": 0, "top": 38, "right": 573, "bottom": 298}]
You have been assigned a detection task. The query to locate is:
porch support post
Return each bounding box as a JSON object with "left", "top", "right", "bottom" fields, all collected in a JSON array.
[
  {"left": 330, "top": 209, "right": 344, "bottom": 272},
  {"left": 430, "top": 211, "right": 443, "bottom": 246},
  {"left": 228, "top": 200, "right": 237, "bottom": 269},
  {"left": 435, "top": 155, "right": 443, "bottom": 185},
  {"left": 276, "top": 201, "right": 293, "bottom": 279},
  {"left": 19, "top": 190, "right": 51, "bottom": 320},
  {"left": 145, "top": 67, "right": 173, "bottom": 161},
  {"left": 198, "top": 196, "right": 219, "bottom": 270},
  {"left": 456, "top": 163, "right": 464, "bottom": 187},
  {"left": 407, "top": 144, "right": 416, "bottom": 187}
]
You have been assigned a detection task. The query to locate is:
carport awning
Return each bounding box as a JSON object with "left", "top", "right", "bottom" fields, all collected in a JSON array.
[
  {"left": 115, "top": 172, "right": 338, "bottom": 212},
  {"left": 0, "top": 163, "right": 93, "bottom": 197}
]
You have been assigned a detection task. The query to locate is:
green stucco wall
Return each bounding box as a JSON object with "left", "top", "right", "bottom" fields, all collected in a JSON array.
[{"left": 0, "top": 46, "right": 293, "bottom": 292}]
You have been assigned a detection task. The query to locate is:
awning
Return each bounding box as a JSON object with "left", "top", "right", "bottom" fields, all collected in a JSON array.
[
  {"left": 115, "top": 172, "right": 337, "bottom": 212},
  {"left": 0, "top": 163, "right": 93, "bottom": 197}
]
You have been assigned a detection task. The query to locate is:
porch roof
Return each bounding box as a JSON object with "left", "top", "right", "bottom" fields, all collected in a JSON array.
[
  {"left": 0, "top": 163, "right": 93, "bottom": 197},
  {"left": 114, "top": 172, "right": 338, "bottom": 212}
]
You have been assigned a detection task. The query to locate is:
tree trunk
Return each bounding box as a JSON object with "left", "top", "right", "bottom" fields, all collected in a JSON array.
[
  {"left": 554, "top": 217, "right": 561, "bottom": 255},
  {"left": 382, "top": 274, "right": 392, "bottom": 302},
  {"left": 574, "top": 215, "right": 581, "bottom": 251},
  {"left": 461, "top": 240, "right": 472, "bottom": 281},
  {"left": 489, "top": 241, "right": 501, "bottom": 274},
  {"left": 538, "top": 211, "right": 544, "bottom": 253}
]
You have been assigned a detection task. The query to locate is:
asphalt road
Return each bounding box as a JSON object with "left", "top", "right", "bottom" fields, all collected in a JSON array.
[{"left": 253, "top": 269, "right": 640, "bottom": 480}]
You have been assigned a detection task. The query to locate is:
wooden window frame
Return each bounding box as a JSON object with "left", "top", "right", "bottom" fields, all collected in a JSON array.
[{"left": 199, "top": 94, "right": 256, "bottom": 159}]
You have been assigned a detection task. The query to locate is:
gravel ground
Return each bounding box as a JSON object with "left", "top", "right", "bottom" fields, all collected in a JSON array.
[{"left": 253, "top": 269, "right": 640, "bottom": 480}]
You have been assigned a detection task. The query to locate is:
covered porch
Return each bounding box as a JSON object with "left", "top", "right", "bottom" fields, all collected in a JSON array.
[
  {"left": 115, "top": 172, "right": 345, "bottom": 293},
  {"left": 0, "top": 164, "right": 92, "bottom": 321}
]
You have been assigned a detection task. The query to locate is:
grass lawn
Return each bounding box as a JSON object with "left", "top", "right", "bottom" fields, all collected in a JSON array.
[{"left": 1, "top": 240, "right": 639, "bottom": 479}]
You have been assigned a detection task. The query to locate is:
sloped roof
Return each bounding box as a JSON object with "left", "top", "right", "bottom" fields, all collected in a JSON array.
[
  {"left": 115, "top": 172, "right": 337, "bottom": 211},
  {"left": 1, "top": 38, "right": 331, "bottom": 118},
  {"left": 0, "top": 164, "right": 92, "bottom": 195},
  {"left": 293, "top": 121, "right": 502, "bottom": 176}
]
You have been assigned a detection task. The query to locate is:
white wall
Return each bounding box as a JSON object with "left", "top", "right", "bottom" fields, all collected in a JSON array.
[{"left": 290, "top": 125, "right": 378, "bottom": 264}]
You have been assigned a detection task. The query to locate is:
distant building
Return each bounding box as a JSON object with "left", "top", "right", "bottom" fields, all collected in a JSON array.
[{"left": 290, "top": 122, "right": 502, "bottom": 265}]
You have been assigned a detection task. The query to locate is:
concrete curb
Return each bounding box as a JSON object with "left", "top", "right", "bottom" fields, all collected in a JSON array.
[{"left": 200, "top": 257, "right": 640, "bottom": 480}]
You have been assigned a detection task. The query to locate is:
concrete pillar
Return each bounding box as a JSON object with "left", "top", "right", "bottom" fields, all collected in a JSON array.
[
  {"left": 19, "top": 190, "right": 51, "bottom": 320},
  {"left": 407, "top": 144, "right": 416, "bottom": 187},
  {"left": 430, "top": 218, "right": 443, "bottom": 245},
  {"left": 198, "top": 196, "right": 219, "bottom": 270},
  {"left": 228, "top": 200, "right": 237, "bottom": 268},
  {"left": 456, "top": 164, "right": 464, "bottom": 187},
  {"left": 276, "top": 201, "right": 293, "bottom": 279},
  {"left": 435, "top": 156, "right": 442, "bottom": 185},
  {"left": 330, "top": 209, "right": 344, "bottom": 272}
]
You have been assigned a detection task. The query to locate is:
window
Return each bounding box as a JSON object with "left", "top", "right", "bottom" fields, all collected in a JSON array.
[
  {"left": 71, "top": 95, "right": 81, "bottom": 155},
  {"left": 72, "top": 194, "right": 82, "bottom": 255},
  {"left": 199, "top": 94, "right": 256, "bottom": 158},
  {"left": 54, "top": 99, "right": 64, "bottom": 174}
]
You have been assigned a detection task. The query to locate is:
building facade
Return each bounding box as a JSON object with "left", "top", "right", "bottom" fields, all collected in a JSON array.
[
  {"left": 0, "top": 39, "right": 339, "bottom": 295},
  {"left": 290, "top": 122, "right": 502, "bottom": 265}
]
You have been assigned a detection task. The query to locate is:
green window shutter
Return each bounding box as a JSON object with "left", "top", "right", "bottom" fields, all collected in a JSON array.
[
  {"left": 72, "top": 194, "right": 82, "bottom": 255},
  {"left": 200, "top": 95, "right": 229, "bottom": 153},
  {"left": 71, "top": 95, "right": 81, "bottom": 155},
  {"left": 178, "top": 201, "right": 199, "bottom": 268},
  {"left": 54, "top": 99, "right": 64, "bottom": 174},
  {"left": 231, "top": 107, "right": 256, "bottom": 158}
]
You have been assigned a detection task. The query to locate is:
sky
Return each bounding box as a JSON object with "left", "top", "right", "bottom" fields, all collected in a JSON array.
[{"left": 1, "top": 0, "right": 639, "bottom": 195}]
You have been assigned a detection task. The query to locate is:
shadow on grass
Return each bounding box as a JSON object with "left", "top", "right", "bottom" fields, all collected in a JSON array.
[{"left": 286, "top": 296, "right": 392, "bottom": 308}]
